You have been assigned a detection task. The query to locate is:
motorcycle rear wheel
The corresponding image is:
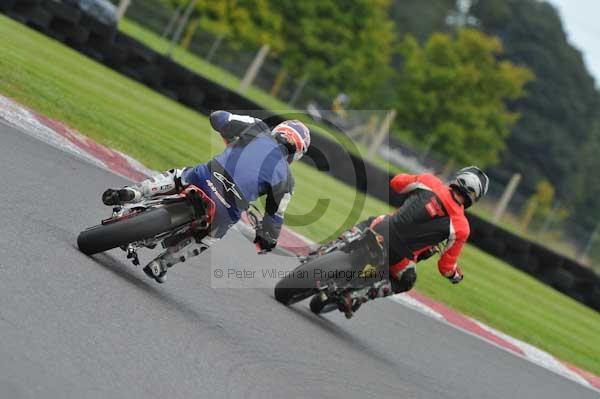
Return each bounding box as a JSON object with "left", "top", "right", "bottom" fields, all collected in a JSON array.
[
  {"left": 77, "top": 202, "right": 194, "bottom": 255},
  {"left": 274, "top": 251, "right": 351, "bottom": 306}
]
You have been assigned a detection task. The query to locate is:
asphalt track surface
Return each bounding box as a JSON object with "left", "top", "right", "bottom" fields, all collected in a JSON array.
[{"left": 0, "top": 123, "right": 597, "bottom": 399}]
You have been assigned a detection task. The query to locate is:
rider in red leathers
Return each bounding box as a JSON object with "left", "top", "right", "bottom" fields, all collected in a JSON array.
[{"left": 340, "top": 167, "right": 489, "bottom": 315}]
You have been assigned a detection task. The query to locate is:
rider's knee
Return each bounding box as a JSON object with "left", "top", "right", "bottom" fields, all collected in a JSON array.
[{"left": 391, "top": 265, "right": 417, "bottom": 294}]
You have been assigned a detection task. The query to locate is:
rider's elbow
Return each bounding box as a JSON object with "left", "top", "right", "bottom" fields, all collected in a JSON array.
[{"left": 210, "top": 110, "right": 231, "bottom": 132}]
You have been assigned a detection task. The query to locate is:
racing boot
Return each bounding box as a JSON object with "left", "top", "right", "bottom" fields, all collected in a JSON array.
[
  {"left": 367, "top": 282, "right": 392, "bottom": 300},
  {"left": 338, "top": 292, "right": 362, "bottom": 319},
  {"left": 102, "top": 168, "right": 187, "bottom": 206},
  {"left": 390, "top": 262, "right": 417, "bottom": 294},
  {"left": 102, "top": 187, "right": 141, "bottom": 206}
]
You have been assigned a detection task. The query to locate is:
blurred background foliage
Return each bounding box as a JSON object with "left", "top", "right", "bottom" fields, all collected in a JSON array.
[
  {"left": 164, "top": 0, "right": 533, "bottom": 167},
  {"left": 471, "top": 0, "right": 600, "bottom": 239},
  {"left": 165, "top": 0, "right": 395, "bottom": 107},
  {"left": 125, "top": 0, "right": 600, "bottom": 258},
  {"left": 394, "top": 29, "right": 533, "bottom": 166}
]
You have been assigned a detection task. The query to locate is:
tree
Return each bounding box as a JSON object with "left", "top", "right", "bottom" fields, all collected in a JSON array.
[
  {"left": 521, "top": 179, "right": 569, "bottom": 231},
  {"left": 164, "top": 0, "right": 284, "bottom": 51},
  {"left": 471, "top": 0, "right": 600, "bottom": 238},
  {"left": 389, "top": 0, "right": 455, "bottom": 43},
  {"left": 393, "top": 28, "right": 533, "bottom": 166},
  {"left": 271, "top": 0, "right": 395, "bottom": 107},
  {"left": 570, "top": 122, "right": 600, "bottom": 236},
  {"left": 471, "top": 0, "right": 600, "bottom": 190},
  {"left": 164, "top": 0, "right": 395, "bottom": 107}
]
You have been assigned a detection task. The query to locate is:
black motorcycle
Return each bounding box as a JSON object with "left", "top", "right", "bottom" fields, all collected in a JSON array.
[{"left": 274, "top": 228, "right": 390, "bottom": 318}]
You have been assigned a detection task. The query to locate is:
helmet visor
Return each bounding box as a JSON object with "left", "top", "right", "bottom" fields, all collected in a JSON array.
[{"left": 466, "top": 188, "right": 478, "bottom": 204}]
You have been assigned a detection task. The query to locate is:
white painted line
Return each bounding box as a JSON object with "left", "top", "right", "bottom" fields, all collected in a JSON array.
[
  {"left": 470, "top": 318, "right": 592, "bottom": 387},
  {"left": 389, "top": 294, "right": 445, "bottom": 320}
]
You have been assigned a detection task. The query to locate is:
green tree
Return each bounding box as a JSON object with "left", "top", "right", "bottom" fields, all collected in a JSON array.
[
  {"left": 471, "top": 0, "right": 600, "bottom": 238},
  {"left": 389, "top": 0, "right": 455, "bottom": 43},
  {"left": 394, "top": 29, "right": 533, "bottom": 166},
  {"left": 165, "top": 0, "right": 395, "bottom": 107},
  {"left": 271, "top": 0, "right": 395, "bottom": 106},
  {"left": 521, "top": 179, "right": 569, "bottom": 234},
  {"left": 570, "top": 122, "right": 600, "bottom": 235},
  {"left": 165, "top": 0, "right": 283, "bottom": 51}
]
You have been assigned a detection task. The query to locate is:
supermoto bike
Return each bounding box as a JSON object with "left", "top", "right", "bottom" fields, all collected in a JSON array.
[
  {"left": 274, "top": 227, "right": 391, "bottom": 319},
  {"left": 77, "top": 185, "right": 219, "bottom": 265}
]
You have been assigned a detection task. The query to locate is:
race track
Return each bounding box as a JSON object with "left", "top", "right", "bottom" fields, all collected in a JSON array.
[{"left": 0, "top": 122, "right": 597, "bottom": 399}]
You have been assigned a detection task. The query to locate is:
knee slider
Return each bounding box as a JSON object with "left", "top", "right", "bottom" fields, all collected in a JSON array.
[{"left": 391, "top": 267, "right": 417, "bottom": 294}]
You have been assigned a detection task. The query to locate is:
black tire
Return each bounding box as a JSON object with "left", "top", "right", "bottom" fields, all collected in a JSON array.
[
  {"left": 309, "top": 294, "right": 338, "bottom": 315},
  {"left": 274, "top": 251, "right": 351, "bottom": 306},
  {"left": 77, "top": 203, "right": 193, "bottom": 255}
]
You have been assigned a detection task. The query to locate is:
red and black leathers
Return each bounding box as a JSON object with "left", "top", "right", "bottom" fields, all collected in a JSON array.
[{"left": 372, "top": 173, "right": 469, "bottom": 278}]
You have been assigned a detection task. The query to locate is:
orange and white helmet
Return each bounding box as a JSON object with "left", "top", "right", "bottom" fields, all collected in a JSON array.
[{"left": 271, "top": 120, "right": 311, "bottom": 162}]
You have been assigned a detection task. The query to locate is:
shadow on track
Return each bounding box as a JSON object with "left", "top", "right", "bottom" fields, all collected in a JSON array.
[
  {"left": 281, "top": 302, "right": 401, "bottom": 370},
  {"left": 77, "top": 247, "right": 227, "bottom": 331},
  {"left": 284, "top": 304, "right": 459, "bottom": 395}
]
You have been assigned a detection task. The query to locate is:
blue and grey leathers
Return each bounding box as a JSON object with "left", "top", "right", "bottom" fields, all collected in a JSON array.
[
  {"left": 181, "top": 111, "right": 294, "bottom": 243},
  {"left": 102, "top": 111, "right": 305, "bottom": 283}
]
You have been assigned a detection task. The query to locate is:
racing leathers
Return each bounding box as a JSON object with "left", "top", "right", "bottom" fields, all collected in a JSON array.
[
  {"left": 183, "top": 111, "right": 294, "bottom": 244},
  {"left": 109, "top": 111, "right": 294, "bottom": 281},
  {"left": 365, "top": 173, "right": 469, "bottom": 296}
]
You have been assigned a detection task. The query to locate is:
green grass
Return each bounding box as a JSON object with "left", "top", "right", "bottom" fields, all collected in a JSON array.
[
  {"left": 2, "top": 15, "right": 600, "bottom": 375},
  {"left": 417, "top": 248, "right": 600, "bottom": 374}
]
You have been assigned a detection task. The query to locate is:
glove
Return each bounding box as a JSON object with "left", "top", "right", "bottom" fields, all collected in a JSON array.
[
  {"left": 254, "top": 231, "right": 277, "bottom": 253},
  {"left": 448, "top": 266, "right": 464, "bottom": 284}
]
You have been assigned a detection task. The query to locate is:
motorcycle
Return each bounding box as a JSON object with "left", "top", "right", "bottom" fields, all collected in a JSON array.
[
  {"left": 77, "top": 185, "right": 218, "bottom": 264},
  {"left": 274, "top": 227, "right": 391, "bottom": 319}
]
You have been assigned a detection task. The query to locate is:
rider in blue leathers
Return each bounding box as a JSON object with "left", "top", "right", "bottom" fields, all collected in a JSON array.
[{"left": 101, "top": 111, "right": 311, "bottom": 283}]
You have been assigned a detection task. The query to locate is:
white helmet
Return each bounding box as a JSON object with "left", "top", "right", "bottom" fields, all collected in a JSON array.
[{"left": 450, "top": 166, "right": 489, "bottom": 208}]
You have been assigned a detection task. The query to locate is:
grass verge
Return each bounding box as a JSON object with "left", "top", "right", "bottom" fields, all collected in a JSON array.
[{"left": 1, "top": 15, "right": 599, "bottom": 375}]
